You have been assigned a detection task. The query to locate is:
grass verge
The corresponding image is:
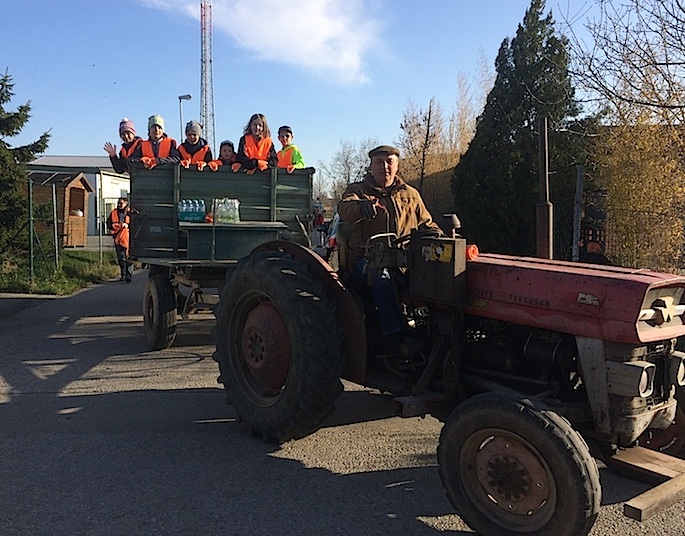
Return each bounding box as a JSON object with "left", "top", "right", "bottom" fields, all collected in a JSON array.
[{"left": 0, "top": 249, "right": 120, "bottom": 295}]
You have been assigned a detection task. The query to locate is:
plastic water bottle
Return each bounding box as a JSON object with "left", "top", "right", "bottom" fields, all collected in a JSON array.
[
  {"left": 187, "top": 200, "right": 194, "bottom": 222},
  {"left": 215, "top": 198, "right": 226, "bottom": 223},
  {"left": 183, "top": 199, "right": 191, "bottom": 222},
  {"left": 178, "top": 199, "right": 186, "bottom": 221},
  {"left": 182, "top": 199, "right": 192, "bottom": 222},
  {"left": 199, "top": 199, "right": 206, "bottom": 221},
  {"left": 227, "top": 199, "right": 240, "bottom": 222}
]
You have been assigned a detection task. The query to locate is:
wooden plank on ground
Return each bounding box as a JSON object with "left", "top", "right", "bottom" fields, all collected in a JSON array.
[
  {"left": 609, "top": 446, "right": 685, "bottom": 482},
  {"left": 624, "top": 472, "right": 685, "bottom": 521}
]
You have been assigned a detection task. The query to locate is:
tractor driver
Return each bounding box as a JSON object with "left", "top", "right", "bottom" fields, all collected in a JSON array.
[{"left": 338, "top": 144, "right": 442, "bottom": 344}]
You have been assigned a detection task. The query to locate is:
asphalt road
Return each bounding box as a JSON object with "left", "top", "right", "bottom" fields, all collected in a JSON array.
[{"left": 1, "top": 271, "right": 684, "bottom": 535}]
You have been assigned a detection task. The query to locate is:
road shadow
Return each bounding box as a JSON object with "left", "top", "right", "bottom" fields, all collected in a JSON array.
[
  {"left": 0, "top": 387, "right": 473, "bottom": 536},
  {"left": 323, "top": 388, "right": 398, "bottom": 429}
]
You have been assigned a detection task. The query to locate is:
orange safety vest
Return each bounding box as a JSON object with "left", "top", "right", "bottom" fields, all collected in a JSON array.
[
  {"left": 277, "top": 146, "right": 295, "bottom": 168},
  {"left": 179, "top": 144, "right": 211, "bottom": 163},
  {"left": 141, "top": 137, "right": 173, "bottom": 159},
  {"left": 212, "top": 155, "right": 236, "bottom": 167},
  {"left": 119, "top": 138, "right": 142, "bottom": 160},
  {"left": 109, "top": 208, "right": 130, "bottom": 251},
  {"left": 244, "top": 135, "right": 273, "bottom": 161}
]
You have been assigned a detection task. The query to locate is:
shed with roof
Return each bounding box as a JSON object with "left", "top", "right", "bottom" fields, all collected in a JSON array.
[{"left": 27, "top": 156, "right": 130, "bottom": 247}]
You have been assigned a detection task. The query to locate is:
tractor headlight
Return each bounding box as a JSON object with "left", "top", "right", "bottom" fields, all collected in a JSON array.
[
  {"left": 606, "top": 360, "right": 655, "bottom": 398},
  {"left": 670, "top": 351, "right": 685, "bottom": 387}
]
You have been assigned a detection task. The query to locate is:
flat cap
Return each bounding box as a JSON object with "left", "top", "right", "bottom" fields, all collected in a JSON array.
[{"left": 368, "top": 145, "right": 400, "bottom": 158}]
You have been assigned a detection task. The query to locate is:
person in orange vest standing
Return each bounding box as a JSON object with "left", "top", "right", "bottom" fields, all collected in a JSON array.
[
  {"left": 276, "top": 125, "right": 305, "bottom": 174},
  {"left": 234, "top": 113, "right": 278, "bottom": 174},
  {"left": 179, "top": 120, "right": 213, "bottom": 171},
  {"left": 129, "top": 115, "right": 180, "bottom": 169},
  {"left": 107, "top": 198, "right": 133, "bottom": 282},
  {"left": 103, "top": 117, "right": 142, "bottom": 174}
]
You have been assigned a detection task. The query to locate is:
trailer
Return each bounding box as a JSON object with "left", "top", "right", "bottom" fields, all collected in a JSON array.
[{"left": 128, "top": 163, "right": 314, "bottom": 349}]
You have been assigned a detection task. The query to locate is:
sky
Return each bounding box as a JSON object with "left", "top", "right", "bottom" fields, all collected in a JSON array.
[{"left": 2, "top": 0, "right": 594, "bottom": 172}]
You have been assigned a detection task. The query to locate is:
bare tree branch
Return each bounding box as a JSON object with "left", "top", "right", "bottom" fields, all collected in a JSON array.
[{"left": 566, "top": 0, "right": 685, "bottom": 120}]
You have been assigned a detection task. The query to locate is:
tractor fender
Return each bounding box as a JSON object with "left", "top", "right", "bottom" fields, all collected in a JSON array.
[{"left": 253, "top": 240, "right": 367, "bottom": 383}]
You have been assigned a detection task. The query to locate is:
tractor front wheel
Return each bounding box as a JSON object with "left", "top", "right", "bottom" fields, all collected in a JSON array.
[{"left": 438, "top": 393, "right": 601, "bottom": 536}]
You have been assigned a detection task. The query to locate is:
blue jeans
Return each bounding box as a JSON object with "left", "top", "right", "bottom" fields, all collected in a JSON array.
[
  {"left": 353, "top": 258, "right": 406, "bottom": 336},
  {"left": 114, "top": 242, "right": 133, "bottom": 280}
]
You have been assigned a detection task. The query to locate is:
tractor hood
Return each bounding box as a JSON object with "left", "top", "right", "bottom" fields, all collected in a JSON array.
[{"left": 463, "top": 254, "right": 685, "bottom": 345}]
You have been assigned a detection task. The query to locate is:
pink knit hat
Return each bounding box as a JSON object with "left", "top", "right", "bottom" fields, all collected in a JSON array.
[{"left": 119, "top": 118, "right": 136, "bottom": 136}]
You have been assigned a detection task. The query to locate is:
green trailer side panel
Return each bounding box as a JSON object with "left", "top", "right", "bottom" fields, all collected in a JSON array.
[
  {"left": 129, "top": 164, "right": 313, "bottom": 261},
  {"left": 181, "top": 222, "right": 288, "bottom": 260},
  {"left": 129, "top": 165, "right": 177, "bottom": 258}
]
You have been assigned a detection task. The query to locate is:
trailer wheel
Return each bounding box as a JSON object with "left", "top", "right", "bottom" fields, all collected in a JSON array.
[
  {"left": 143, "top": 274, "right": 177, "bottom": 350},
  {"left": 148, "top": 264, "right": 170, "bottom": 278},
  {"left": 215, "top": 250, "right": 345, "bottom": 442},
  {"left": 438, "top": 394, "right": 601, "bottom": 536}
]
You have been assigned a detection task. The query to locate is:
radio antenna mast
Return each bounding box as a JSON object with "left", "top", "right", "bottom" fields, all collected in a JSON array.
[{"left": 200, "top": 0, "right": 216, "bottom": 155}]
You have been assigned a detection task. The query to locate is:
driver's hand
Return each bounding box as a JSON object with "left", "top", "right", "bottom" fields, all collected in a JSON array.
[{"left": 360, "top": 200, "right": 378, "bottom": 220}]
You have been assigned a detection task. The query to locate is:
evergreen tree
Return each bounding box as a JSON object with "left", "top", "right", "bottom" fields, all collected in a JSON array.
[
  {"left": 0, "top": 71, "right": 50, "bottom": 251},
  {"left": 452, "top": 0, "right": 585, "bottom": 256}
]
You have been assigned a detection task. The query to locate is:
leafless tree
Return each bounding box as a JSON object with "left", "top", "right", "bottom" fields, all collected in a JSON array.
[
  {"left": 566, "top": 0, "right": 685, "bottom": 122},
  {"left": 399, "top": 97, "right": 447, "bottom": 193},
  {"left": 444, "top": 66, "right": 488, "bottom": 165},
  {"left": 312, "top": 170, "right": 327, "bottom": 202},
  {"left": 560, "top": 0, "right": 685, "bottom": 270},
  {"left": 317, "top": 57, "right": 491, "bottom": 205},
  {"left": 316, "top": 138, "right": 378, "bottom": 204},
  {"left": 397, "top": 66, "right": 488, "bottom": 193}
]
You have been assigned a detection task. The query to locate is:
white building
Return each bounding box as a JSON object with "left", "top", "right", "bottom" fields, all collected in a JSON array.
[{"left": 28, "top": 155, "right": 130, "bottom": 239}]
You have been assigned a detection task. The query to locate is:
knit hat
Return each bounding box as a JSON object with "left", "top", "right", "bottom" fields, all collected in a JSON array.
[
  {"left": 148, "top": 115, "right": 165, "bottom": 131},
  {"left": 119, "top": 118, "right": 136, "bottom": 136},
  {"left": 185, "top": 120, "right": 202, "bottom": 136},
  {"left": 219, "top": 139, "right": 235, "bottom": 150}
]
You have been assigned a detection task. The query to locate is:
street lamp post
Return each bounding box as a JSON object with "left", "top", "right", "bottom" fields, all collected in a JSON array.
[{"left": 178, "top": 94, "right": 192, "bottom": 140}]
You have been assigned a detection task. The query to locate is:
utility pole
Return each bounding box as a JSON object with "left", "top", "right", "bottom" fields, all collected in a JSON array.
[
  {"left": 200, "top": 0, "right": 216, "bottom": 155},
  {"left": 537, "top": 116, "right": 553, "bottom": 259}
]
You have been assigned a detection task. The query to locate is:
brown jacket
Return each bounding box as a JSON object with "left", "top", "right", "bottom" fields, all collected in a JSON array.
[{"left": 338, "top": 174, "right": 441, "bottom": 266}]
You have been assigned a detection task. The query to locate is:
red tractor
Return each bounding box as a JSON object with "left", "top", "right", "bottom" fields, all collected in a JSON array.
[{"left": 213, "top": 221, "right": 685, "bottom": 536}]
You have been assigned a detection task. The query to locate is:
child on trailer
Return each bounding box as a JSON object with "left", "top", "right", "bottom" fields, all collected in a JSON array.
[
  {"left": 179, "top": 120, "right": 213, "bottom": 171},
  {"left": 235, "top": 113, "right": 278, "bottom": 174},
  {"left": 208, "top": 140, "right": 238, "bottom": 171},
  {"left": 276, "top": 125, "right": 305, "bottom": 173},
  {"left": 103, "top": 118, "right": 142, "bottom": 174},
  {"left": 128, "top": 115, "right": 181, "bottom": 169}
]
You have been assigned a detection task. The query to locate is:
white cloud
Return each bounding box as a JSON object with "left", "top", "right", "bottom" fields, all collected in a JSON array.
[{"left": 136, "top": 0, "right": 379, "bottom": 85}]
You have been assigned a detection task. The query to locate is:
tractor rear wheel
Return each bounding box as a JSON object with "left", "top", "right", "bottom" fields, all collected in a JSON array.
[
  {"left": 143, "top": 274, "right": 177, "bottom": 350},
  {"left": 214, "top": 250, "right": 345, "bottom": 442},
  {"left": 438, "top": 393, "right": 601, "bottom": 536}
]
